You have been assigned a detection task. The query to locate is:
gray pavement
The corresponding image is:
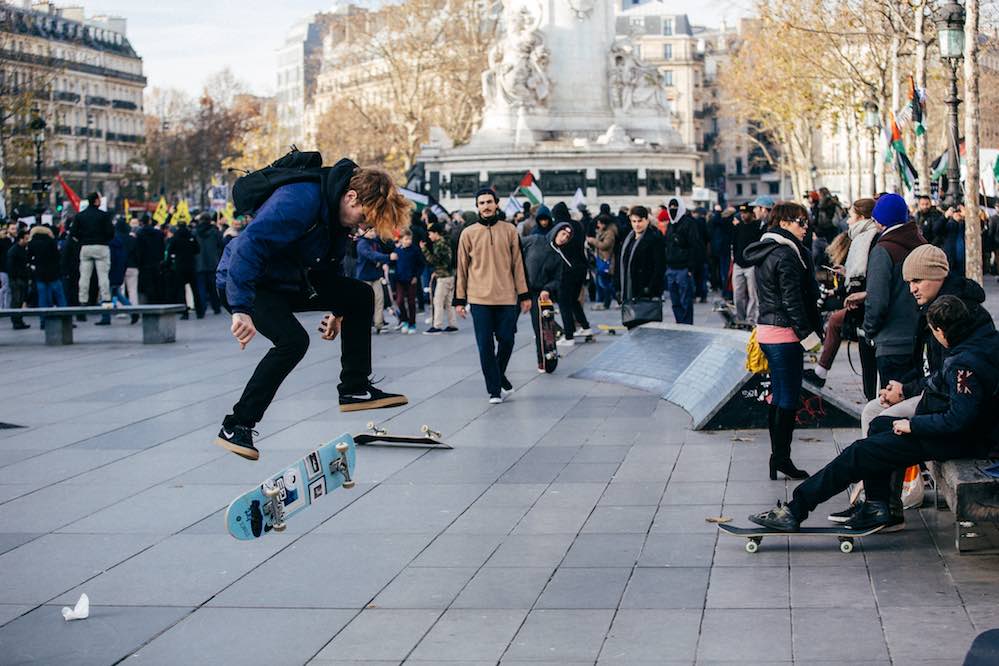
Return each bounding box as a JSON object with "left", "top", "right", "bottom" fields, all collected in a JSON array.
[{"left": 0, "top": 295, "right": 997, "bottom": 665}]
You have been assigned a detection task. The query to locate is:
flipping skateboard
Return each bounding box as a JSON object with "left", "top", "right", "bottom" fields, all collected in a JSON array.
[
  {"left": 354, "top": 422, "right": 452, "bottom": 449},
  {"left": 537, "top": 296, "right": 559, "bottom": 373},
  {"left": 225, "top": 433, "right": 356, "bottom": 540},
  {"left": 713, "top": 300, "right": 753, "bottom": 331},
  {"left": 718, "top": 522, "right": 884, "bottom": 554}
]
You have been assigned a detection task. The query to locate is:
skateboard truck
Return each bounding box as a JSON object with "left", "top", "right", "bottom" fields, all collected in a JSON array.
[
  {"left": 330, "top": 442, "right": 355, "bottom": 489},
  {"left": 421, "top": 424, "right": 441, "bottom": 439},
  {"left": 262, "top": 484, "right": 287, "bottom": 532},
  {"left": 366, "top": 421, "right": 387, "bottom": 436}
]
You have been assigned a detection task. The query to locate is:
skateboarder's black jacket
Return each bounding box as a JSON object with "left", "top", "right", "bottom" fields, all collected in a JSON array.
[
  {"left": 522, "top": 221, "right": 572, "bottom": 295},
  {"left": 743, "top": 227, "right": 822, "bottom": 340},
  {"left": 216, "top": 158, "right": 357, "bottom": 316}
]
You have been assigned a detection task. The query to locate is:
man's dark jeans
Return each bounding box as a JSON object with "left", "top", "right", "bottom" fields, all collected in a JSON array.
[
  {"left": 558, "top": 272, "right": 590, "bottom": 339},
  {"left": 877, "top": 353, "right": 917, "bottom": 389},
  {"left": 665, "top": 268, "right": 694, "bottom": 325},
  {"left": 787, "top": 427, "right": 972, "bottom": 522},
  {"left": 196, "top": 270, "right": 221, "bottom": 317},
  {"left": 470, "top": 304, "right": 518, "bottom": 397},
  {"left": 223, "top": 272, "right": 374, "bottom": 426}
]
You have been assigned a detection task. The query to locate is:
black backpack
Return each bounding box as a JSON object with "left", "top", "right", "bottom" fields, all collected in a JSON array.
[{"left": 231, "top": 147, "right": 325, "bottom": 217}]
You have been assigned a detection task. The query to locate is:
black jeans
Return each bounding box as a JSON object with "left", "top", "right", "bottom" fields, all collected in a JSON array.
[
  {"left": 470, "top": 304, "right": 518, "bottom": 397},
  {"left": 876, "top": 353, "right": 917, "bottom": 389},
  {"left": 224, "top": 273, "right": 374, "bottom": 426},
  {"left": 195, "top": 270, "right": 221, "bottom": 316},
  {"left": 528, "top": 292, "right": 546, "bottom": 368},
  {"left": 787, "top": 425, "right": 971, "bottom": 521},
  {"left": 559, "top": 272, "right": 590, "bottom": 340}
]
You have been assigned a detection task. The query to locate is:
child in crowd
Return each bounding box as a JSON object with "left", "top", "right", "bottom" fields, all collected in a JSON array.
[{"left": 392, "top": 229, "right": 424, "bottom": 334}]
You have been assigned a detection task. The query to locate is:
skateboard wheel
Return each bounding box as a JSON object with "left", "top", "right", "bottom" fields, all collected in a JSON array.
[
  {"left": 335, "top": 442, "right": 349, "bottom": 453},
  {"left": 366, "top": 421, "right": 375, "bottom": 429},
  {"left": 273, "top": 521, "right": 287, "bottom": 532},
  {"left": 263, "top": 485, "right": 281, "bottom": 498},
  {"left": 421, "top": 425, "right": 429, "bottom": 434},
  {"left": 745, "top": 540, "right": 759, "bottom": 554},
  {"left": 342, "top": 480, "right": 356, "bottom": 489},
  {"left": 839, "top": 539, "right": 854, "bottom": 554}
]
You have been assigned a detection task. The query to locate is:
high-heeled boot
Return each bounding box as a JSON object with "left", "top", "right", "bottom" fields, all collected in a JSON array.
[{"left": 769, "top": 407, "right": 809, "bottom": 480}]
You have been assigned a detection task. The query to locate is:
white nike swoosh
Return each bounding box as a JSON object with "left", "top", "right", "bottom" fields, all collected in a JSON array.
[
  {"left": 346, "top": 392, "right": 372, "bottom": 400},
  {"left": 222, "top": 429, "right": 235, "bottom": 439}
]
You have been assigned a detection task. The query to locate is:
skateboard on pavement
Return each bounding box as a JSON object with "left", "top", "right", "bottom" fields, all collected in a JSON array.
[
  {"left": 537, "top": 295, "right": 559, "bottom": 373},
  {"left": 718, "top": 522, "right": 884, "bottom": 553},
  {"left": 354, "top": 421, "right": 452, "bottom": 449},
  {"left": 597, "top": 324, "right": 627, "bottom": 336},
  {"left": 713, "top": 300, "right": 753, "bottom": 331},
  {"left": 225, "top": 433, "right": 356, "bottom": 541}
]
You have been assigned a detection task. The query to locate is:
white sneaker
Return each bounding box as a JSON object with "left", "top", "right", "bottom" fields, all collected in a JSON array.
[
  {"left": 501, "top": 387, "right": 514, "bottom": 398},
  {"left": 557, "top": 338, "right": 575, "bottom": 347},
  {"left": 577, "top": 328, "right": 594, "bottom": 337},
  {"left": 537, "top": 366, "right": 547, "bottom": 373},
  {"left": 425, "top": 316, "right": 432, "bottom": 324},
  {"left": 394, "top": 322, "right": 406, "bottom": 331},
  {"left": 488, "top": 396, "right": 503, "bottom": 404}
]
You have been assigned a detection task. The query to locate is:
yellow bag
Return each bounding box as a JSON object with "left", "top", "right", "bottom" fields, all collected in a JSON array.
[{"left": 746, "top": 328, "right": 769, "bottom": 374}]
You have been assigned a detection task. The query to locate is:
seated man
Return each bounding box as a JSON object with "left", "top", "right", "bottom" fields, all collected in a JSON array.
[{"left": 749, "top": 295, "right": 999, "bottom": 533}]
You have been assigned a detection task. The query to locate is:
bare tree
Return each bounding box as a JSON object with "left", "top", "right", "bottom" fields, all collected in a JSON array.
[{"left": 964, "top": 0, "right": 983, "bottom": 286}]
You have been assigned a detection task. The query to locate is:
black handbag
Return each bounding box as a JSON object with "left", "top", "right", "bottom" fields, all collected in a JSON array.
[{"left": 622, "top": 297, "right": 663, "bottom": 328}]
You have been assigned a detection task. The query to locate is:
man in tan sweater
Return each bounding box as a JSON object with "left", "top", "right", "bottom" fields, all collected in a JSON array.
[{"left": 454, "top": 188, "right": 531, "bottom": 403}]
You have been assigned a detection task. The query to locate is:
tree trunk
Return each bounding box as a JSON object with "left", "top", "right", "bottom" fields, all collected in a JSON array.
[
  {"left": 964, "top": 0, "right": 983, "bottom": 286},
  {"left": 913, "top": 0, "right": 930, "bottom": 194}
]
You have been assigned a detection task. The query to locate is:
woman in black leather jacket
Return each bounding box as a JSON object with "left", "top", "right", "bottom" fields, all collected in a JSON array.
[{"left": 743, "top": 202, "right": 822, "bottom": 480}]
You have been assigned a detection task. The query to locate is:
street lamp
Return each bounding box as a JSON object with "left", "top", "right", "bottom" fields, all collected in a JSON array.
[
  {"left": 863, "top": 99, "right": 880, "bottom": 196},
  {"left": 937, "top": 0, "right": 965, "bottom": 208},
  {"left": 29, "top": 106, "right": 47, "bottom": 214}
]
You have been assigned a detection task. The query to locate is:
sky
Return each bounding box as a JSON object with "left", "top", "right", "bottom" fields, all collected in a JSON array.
[{"left": 62, "top": 0, "right": 754, "bottom": 97}]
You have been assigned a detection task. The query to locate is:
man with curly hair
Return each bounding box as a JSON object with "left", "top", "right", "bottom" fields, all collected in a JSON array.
[{"left": 214, "top": 158, "right": 411, "bottom": 460}]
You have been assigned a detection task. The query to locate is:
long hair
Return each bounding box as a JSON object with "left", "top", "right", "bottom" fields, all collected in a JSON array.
[{"left": 350, "top": 167, "right": 411, "bottom": 240}]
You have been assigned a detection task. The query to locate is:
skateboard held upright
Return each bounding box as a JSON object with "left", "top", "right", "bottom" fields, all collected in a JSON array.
[
  {"left": 225, "top": 433, "right": 357, "bottom": 540},
  {"left": 537, "top": 295, "right": 559, "bottom": 373}
]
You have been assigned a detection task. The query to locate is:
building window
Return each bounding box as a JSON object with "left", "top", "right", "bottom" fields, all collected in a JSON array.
[
  {"left": 751, "top": 183, "right": 758, "bottom": 195},
  {"left": 735, "top": 157, "right": 743, "bottom": 175},
  {"left": 663, "top": 43, "right": 673, "bottom": 60},
  {"left": 736, "top": 183, "right": 744, "bottom": 196},
  {"left": 769, "top": 181, "right": 781, "bottom": 195},
  {"left": 662, "top": 70, "right": 673, "bottom": 86},
  {"left": 663, "top": 19, "right": 673, "bottom": 36}
]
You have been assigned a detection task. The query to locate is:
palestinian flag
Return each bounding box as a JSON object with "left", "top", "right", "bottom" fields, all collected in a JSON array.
[
  {"left": 994, "top": 154, "right": 999, "bottom": 182},
  {"left": 54, "top": 174, "right": 81, "bottom": 212},
  {"left": 518, "top": 172, "right": 543, "bottom": 205},
  {"left": 400, "top": 187, "right": 449, "bottom": 219},
  {"left": 909, "top": 77, "right": 925, "bottom": 137},
  {"left": 931, "top": 151, "right": 949, "bottom": 182},
  {"left": 890, "top": 114, "right": 917, "bottom": 191}
]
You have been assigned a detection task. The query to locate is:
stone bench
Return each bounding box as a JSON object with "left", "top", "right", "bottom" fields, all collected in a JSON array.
[
  {"left": 0, "top": 305, "right": 187, "bottom": 345},
  {"left": 928, "top": 458, "right": 999, "bottom": 554}
]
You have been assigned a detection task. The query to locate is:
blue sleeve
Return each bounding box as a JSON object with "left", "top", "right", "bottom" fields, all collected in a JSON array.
[
  {"left": 356, "top": 239, "right": 391, "bottom": 264},
  {"left": 863, "top": 246, "right": 891, "bottom": 338},
  {"left": 910, "top": 364, "right": 987, "bottom": 437},
  {"left": 225, "top": 184, "right": 321, "bottom": 315}
]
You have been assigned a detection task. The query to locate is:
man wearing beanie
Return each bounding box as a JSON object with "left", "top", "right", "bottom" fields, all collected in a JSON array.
[
  {"left": 863, "top": 193, "right": 927, "bottom": 388},
  {"left": 454, "top": 187, "right": 531, "bottom": 403}
]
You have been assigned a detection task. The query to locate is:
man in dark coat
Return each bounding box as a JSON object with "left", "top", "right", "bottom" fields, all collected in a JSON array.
[
  {"left": 551, "top": 202, "right": 592, "bottom": 344},
  {"left": 6, "top": 230, "right": 31, "bottom": 329},
  {"left": 135, "top": 215, "right": 165, "bottom": 304},
  {"left": 194, "top": 213, "right": 224, "bottom": 317},
  {"left": 914, "top": 195, "right": 945, "bottom": 247},
  {"left": 28, "top": 225, "right": 67, "bottom": 327},
  {"left": 663, "top": 197, "right": 698, "bottom": 325},
  {"left": 70, "top": 192, "right": 114, "bottom": 306},
  {"left": 165, "top": 222, "right": 200, "bottom": 319}
]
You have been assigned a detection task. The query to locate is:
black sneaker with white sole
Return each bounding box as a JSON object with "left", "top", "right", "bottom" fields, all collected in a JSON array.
[
  {"left": 828, "top": 503, "right": 860, "bottom": 523},
  {"left": 339, "top": 384, "right": 409, "bottom": 412},
  {"left": 214, "top": 424, "right": 260, "bottom": 460}
]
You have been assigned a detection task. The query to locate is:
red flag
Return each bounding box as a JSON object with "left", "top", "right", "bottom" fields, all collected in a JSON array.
[{"left": 55, "top": 174, "right": 81, "bottom": 212}]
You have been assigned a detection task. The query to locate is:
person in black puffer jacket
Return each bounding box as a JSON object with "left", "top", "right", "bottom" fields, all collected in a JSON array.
[
  {"left": 551, "top": 202, "right": 591, "bottom": 344},
  {"left": 522, "top": 221, "right": 573, "bottom": 370},
  {"left": 6, "top": 230, "right": 31, "bottom": 329},
  {"left": 663, "top": 197, "right": 698, "bottom": 325},
  {"left": 194, "top": 213, "right": 224, "bottom": 317},
  {"left": 28, "top": 226, "right": 67, "bottom": 328},
  {"left": 165, "top": 222, "right": 201, "bottom": 319},
  {"left": 743, "top": 202, "right": 822, "bottom": 481},
  {"left": 135, "top": 216, "right": 165, "bottom": 304}
]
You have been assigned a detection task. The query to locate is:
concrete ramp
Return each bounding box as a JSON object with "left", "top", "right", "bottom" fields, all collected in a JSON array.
[{"left": 573, "top": 324, "right": 861, "bottom": 430}]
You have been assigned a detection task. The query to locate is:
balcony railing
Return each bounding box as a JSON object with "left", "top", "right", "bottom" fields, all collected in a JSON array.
[
  {"left": 85, "top": 95, "right": 110, "bottom": 107},
  {"left": 111, "top": 100, "right": 138, "bottom": 110},
  {"left": 53, "top": 91, "right": 81, "bottom": 103}
]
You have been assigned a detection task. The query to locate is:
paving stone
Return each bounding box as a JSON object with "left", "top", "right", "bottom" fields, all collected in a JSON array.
[
  {"left": 792, "top": 608, "right": 889, "bottom": 662},
  {"left": 486, "top": 534, "right": 575, "bottom": 568},
  {"left": 660, "top": 481, "right": 726, "bottom": 505},
  {"left": 620, "top": 567, "right": 710, "bottom": 609},
  {"left": 536, "top": 567, "right": 631, "bottom": 609},
  {"left": 410, "top": 534, "right": 504, "bottom": 568},
  {"left": 452, "top": 566, "right": 554, "bottom": 609},
  {"left": 599, "top": 609, "right": 702, "bottom": 662},
  {"left": 370, "top": 567, "right": 476, "bottom": 609},
  {"left": 0, "top": 532, "right": 41, "bottom": 556},
  {"left": 504, "top": 609, "right": 615, "bottom": 662},
  {"left": 880, "top": 605, "right": 979, "bottom": 662},
  {"left": 310, "top": 609, "right": 441, "bottom": 662},
  {"left": 563, "top": 534, "right": 645, "bottom": 568},
  {"left": 581, "top": 505, "right": 657, "bottom": 534},
  {"left": 0, "top": 605, "right": 32, "bottom": 627},
  {"left": 649, "top": 505, "right": 723, "bottom": 534},
  {"left": 409, "top": 609, "right": 528, "bottom": 662},
  {"left": 790, "top": 565, "right": 877, "bottom": 608},
  {"left": 131, "top": 607, "right": 354, "bottom": 664},
  {"left": 706, "top": 565, "right": 789, "bottom": 609},
  {"left": 0, "top": 605, "right": 192, "bottom": 665},
  {"left": 639, "top": 533, "right": 717, "bottom": 568},
  {"left": 697, "top": 609, "right": 792, "bottom": 662},
  {"left": 445, "top": 505, "right": 529, "bottom": 535},
  {"left": 597, "top": 481, "right": 666, "bottom": 506}
]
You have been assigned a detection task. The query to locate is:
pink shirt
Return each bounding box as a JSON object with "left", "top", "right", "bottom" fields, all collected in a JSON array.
[{"left": 756, "top": 324, "right": 800, "bottom": 344}]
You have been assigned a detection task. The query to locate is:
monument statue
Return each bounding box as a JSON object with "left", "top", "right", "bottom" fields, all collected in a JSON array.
[
  {"left": 567, "top": 0, "right": 596, "bottom": 20},
  {"left": 481, "top": 4, "right": 551, "bottom": 110},
  {"left": 609, "top": 38, "right": 670, "bottom": 113}
]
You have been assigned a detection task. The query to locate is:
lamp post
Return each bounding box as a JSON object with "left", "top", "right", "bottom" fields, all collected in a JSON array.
[
  {"left": 29, "top": 106, "right": 47, "bottom": 214},
  {"left": 937, "top": 0, "right": 966, "bottom": 208},
  {"left": 863, "top": 99, "right": 880, "bottom": 196}
]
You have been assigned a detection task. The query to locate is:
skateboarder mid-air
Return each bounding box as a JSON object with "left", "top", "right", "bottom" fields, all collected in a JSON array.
[{"left": 214, "top": 158, "right": 411, "bottom": 460}]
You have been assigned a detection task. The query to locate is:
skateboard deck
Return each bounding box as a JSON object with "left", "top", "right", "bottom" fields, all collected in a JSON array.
[
  {"left": 597, "top": 324, "right": 627, "bottom": 336},
  {"left": 538, "top": 296, "right": 559, "bottom": 373},
  {"left": 225, "top": 433, "right": 356, "bottom": 540},
  {"left": 718, "top": 523, "right": 884, "bottom": 553},
  {"left": 354, "top": 422, "right": 452, "bottom": 449},
  {"left": 713, "top": 300, "right": 753, "bottom": 331}
]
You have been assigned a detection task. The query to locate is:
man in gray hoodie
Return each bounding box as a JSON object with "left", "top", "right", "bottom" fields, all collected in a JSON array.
[{"left": 863, "top": 194, "right": 927, "bottom": 388}]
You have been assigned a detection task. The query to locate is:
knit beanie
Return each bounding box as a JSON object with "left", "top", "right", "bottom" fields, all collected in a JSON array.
[
  {"left": 872, "top": 193, "right": 909, "bottom": 228},
  {"left": 535, "top": 204, "right": 552, "bottom": 221},
  {"left": 902, "top": 244, "right": 950, "bottom": 281}
]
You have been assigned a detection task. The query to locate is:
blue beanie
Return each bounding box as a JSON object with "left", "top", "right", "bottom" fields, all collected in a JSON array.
[{"left": 872, "top": 193, "right": 909, "bottom": 228}]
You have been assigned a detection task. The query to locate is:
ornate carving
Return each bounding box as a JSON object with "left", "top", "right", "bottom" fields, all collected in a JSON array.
[
  {"left": 567, "top": 0, "right": 595, "bottom": 20},
  {"left": 482, "top": 4, "right": 551, "bottom": 110},
  {"left": 608, "top": 38, "right": 670, "bottom": 113}
]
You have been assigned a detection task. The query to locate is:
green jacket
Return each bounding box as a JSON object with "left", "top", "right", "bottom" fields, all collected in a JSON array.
[{"left": 421, "top": 237, "right": 453, "bottom": 278}]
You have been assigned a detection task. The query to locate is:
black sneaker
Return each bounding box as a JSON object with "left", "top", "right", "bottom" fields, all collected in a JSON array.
[
  {"left": 803, "top": 368, "right": 826, "bottom": 388},
  {"left": 444, "top": 326, "right": 458, "bottom": 332},
  {"left": 423, "top": 327, "right": 443, "bottom": 335},
  {"left": 339, "top": 384, "right": 409, "bottom": 412},
  {"left": 843, "top": 501, "right": 895, "bottom": 531},
  {"left": 501, "top": 376, "right": 513, "bottom": 392},
  {"left": 748, "top": 501, "right": 800, "bottom": 532},
  {"left": 828, "top": 503, "right": 860, "bottom": 524},
  {"left": 214, "top": 424, "right": 260, "bottom": 460}
]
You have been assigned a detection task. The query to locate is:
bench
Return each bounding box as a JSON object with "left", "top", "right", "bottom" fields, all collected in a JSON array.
[
  {"left": 0, "top": 305, "right": 187, "bottom": 345},
  {"left": 928, "top": 458, "right": 999, "bottom": 553}
]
